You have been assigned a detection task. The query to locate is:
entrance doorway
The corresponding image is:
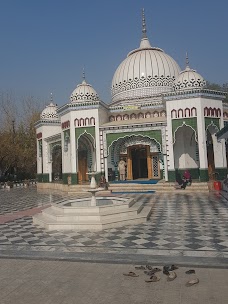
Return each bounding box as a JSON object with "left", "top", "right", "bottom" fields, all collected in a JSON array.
[
  {"left": 52, "top": 145, "right": 62, "bottom": 181},
  {"left": 131, "top": 147, "right": 148, "bottom": 179},
  {"left": 126, "top": 145, "right": 159, "bottom": 180},
  {"left": 207, "top": 131, "right": 215, "bottom": 179},
  {"left": 78, "top": 150, "right": 88, "bottom": 183}
]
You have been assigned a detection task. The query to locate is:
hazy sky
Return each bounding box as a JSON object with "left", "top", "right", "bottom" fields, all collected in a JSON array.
[{"left": 0, "top": 0, "right": 227, "bottom": 107}]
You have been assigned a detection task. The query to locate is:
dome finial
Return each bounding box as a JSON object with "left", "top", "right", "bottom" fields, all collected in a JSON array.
[
  {"left": 142, "top": 8, "right": 147, "bottom": 39},
  {"left": 82, "top": 67, "right": 87, "bottom": 84},
  {"left": 139, "top": 9, "right": 151, "bottom": 48},
  {"left": 49, "top": 92, "right": 55, "bottom": 106},
  {"left": 185, "top": 52, "right": 190, "bottom": 70}
]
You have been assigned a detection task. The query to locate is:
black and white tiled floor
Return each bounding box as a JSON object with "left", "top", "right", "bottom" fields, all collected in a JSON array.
[
  {"left": 0, "top": 188, "right": 228, "bottom": 253},
  {"left": 0, "top": 188, "right": 64, "bottom": 215}
]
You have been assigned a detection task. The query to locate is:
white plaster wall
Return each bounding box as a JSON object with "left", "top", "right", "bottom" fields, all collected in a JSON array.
[
  {"left": 36, "top": 124, "right": 61, "bottom": 176},
  {"left": 37, "top": 142, "right": 43, "bottom": 174},
  {"left": 60, "top": 113, "right": 72, "bottom": 174},
  {"left": 36, "top": 126, "right": 43, "bottom": 174},
  {"left": 98, "top": 107, "right": 109, "bottom": 125},
  {"left": 208, "top": 125, "right": 227, "bottom": 168}
]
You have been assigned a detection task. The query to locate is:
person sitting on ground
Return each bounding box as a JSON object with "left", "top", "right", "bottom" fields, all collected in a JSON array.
[
  {"left": 183, "top": 170, "right": 192, "bottom": 186},
  {"left": 174, "top": 170, "right": 187, "bottom": 190},
  {"left": 99, "top": 175, "right": 108, "bottom": 190}
]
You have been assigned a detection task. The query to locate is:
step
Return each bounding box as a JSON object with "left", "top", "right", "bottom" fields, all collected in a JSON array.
[
  {"left": 33, "top": 209, "right": 150, "bottom": 231},
  {"left": 40, "top": 205, "right": 142, "bottom": 222}
]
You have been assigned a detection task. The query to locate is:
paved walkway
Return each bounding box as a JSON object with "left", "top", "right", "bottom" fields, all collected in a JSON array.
[{"left": 0, "top": 258, "right": 227, "bottom": 304}]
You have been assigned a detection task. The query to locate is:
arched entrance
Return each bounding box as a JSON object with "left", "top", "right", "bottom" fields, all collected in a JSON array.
[
  {"left": 128, "top": 145, "right": 149, "bottom": 179},
  {"left": 173, "top": 125, "right": 199, "bottom": 169},
  {"left": 127, "top": 145, "right": 152, "bottom": 179},
  {"left": 206, "top": 128, "right": 215, "bottom": 179},
  {"left": 51, "top": 145, "right": 62, "bottom": 181},
  {"left": 77, "top": 134, "right": 94, "bottom": 184},
  {"left": 111, "top": 135, "right": 161, "bottom": 180}
]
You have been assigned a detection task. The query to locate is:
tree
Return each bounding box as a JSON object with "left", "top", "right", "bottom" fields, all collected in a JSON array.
[
  {"left": 0, "top": 92, "right": 42, "bottom": 181},
  {"left": 206, "top": 81, "right": 228, "bottom": 102}
]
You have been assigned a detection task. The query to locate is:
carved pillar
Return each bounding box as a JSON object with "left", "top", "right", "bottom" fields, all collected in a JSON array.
[
  {"left": 146, "top": 146, "right": 152, "bottom": 179},
  {"left": 127, "top": 147, "right": 132, "bottom": 180}
]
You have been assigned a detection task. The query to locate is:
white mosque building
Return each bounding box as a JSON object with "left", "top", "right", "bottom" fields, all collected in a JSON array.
[{"left": 35, "top": 10, "right": 228, "bottom": 185}]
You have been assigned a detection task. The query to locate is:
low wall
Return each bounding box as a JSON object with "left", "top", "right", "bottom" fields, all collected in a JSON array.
[{"left": 37, "top": 183, "right": 90, "bottom": 192}]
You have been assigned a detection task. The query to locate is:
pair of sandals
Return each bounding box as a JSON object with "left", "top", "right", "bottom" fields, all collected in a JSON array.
[{"left": 185, "top": 269, "right": 199, "bottom": 287}]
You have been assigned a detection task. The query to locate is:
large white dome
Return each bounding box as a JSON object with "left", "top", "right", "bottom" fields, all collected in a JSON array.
[{"left": 111, "top": 11, "right": 180, "bottom": 104}]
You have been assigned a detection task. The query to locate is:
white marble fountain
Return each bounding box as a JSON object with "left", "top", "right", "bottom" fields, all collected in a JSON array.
[{"left": 33, "top": 172, "right": 151, "bottom": 231}]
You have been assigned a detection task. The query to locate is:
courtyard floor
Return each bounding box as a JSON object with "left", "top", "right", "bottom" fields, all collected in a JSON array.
[
  {"left": 0, "top": 187, "right": 227, "bottom": 266},
  {"left": 0, "top": 187, "right": 228, "bottom": 303}
]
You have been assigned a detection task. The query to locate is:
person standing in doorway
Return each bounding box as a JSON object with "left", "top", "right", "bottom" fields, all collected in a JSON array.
[{"left": 118, "top": 158, "right": 127, "bottom": 181}]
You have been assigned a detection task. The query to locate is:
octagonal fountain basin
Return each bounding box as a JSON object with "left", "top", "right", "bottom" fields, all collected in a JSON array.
[
  {"left": 62, "top": 196, "right": 130, "bottom": 207},
  {"left": 33, "top": 194, "right": 152, "bottom": 231}
]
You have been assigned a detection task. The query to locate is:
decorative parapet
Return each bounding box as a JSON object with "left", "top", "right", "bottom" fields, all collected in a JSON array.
[
  {"left": 57, "top": 100, "right": 108, "bottom": 116},
  {"left": 163, "top": 88, "right": 226, "bottom": 101},
  {"left": 62, "top": 120, "right": 70, "bottom": 129},
  {"left": 34, "top": 119, "right": 61, "bottom": 128}
]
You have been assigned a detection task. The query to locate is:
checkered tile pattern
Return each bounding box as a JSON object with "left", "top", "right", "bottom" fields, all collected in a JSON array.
[
  {"left": 0, "top": 188, "right": 228, "bottom": 252},
  {"left": 0, "top": 188, "right": 64, "bottom": 215}
]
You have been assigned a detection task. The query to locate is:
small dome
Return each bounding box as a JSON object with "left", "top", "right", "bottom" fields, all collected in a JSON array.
[
  {"left": 70, "top": 79, "right": 99, "bottom": 103},
  {"left": 40, "top": 102, "right": 59, "bottom": 120},
  {"left": 174, "top": 57, "right": 206, "bottom": 90}
]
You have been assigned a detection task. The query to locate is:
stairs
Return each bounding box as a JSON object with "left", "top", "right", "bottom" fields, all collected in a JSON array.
[
  {"left": 108, "top": 181, "right": 209, "bottom": 193},
  {"left": 33, "top": 197, "right": 152, "bottom": 231},
  {"left": 37, "top": 181, "right": 209, "bottom": 193}
]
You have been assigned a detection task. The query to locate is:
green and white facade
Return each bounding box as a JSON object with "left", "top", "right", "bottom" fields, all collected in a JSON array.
[{"left": 35, "top": 11, "right": 228, "bottom": 184}]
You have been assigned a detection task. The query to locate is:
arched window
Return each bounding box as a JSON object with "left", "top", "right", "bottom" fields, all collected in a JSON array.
[
  {"left": 85, "top": 117, "right": 90, "bottom": 126},
  {"left": 185, "top": 108, "right": 190, "bottom": 118},
  {"left": 123, "top": 114, "right": 129, "bottom": 120},
  {"left": 74, "top": 118, "right": 79, "bottom": 127},
  {"left": 80, "top": 118, "right": 84, "bottom": 126},
  {"left": 178, "top": 109, "right": 183, "bottom": 118},
  {"left": 191, "top": 107, "right": 197, "bottom": 116},
  {"left": 209, "top": 107, "right": 213, "bottom": 117},
  {"left": 90, "top": 117, "right": 95, "bottom": 125},
  {"left": 204, "top": 107, "right": 208, "bottom": 116},
  {"left": 171, "top": 109, "right": 177, "bottom": 118},
  {"left": 130, "top": 113, "right": 137, "bottom": 119},
  {"left": 109, "top": 116, "right": 115, "bottom": 122}
]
